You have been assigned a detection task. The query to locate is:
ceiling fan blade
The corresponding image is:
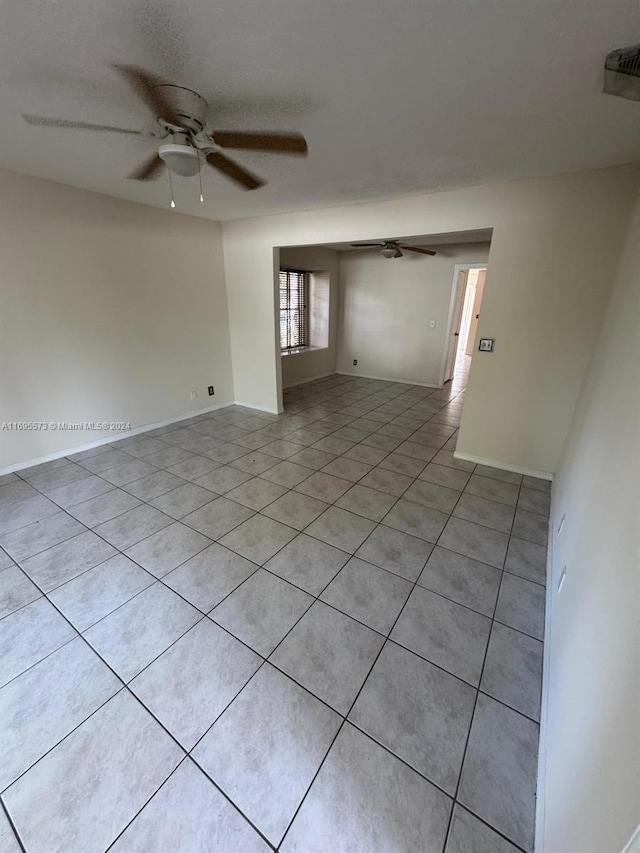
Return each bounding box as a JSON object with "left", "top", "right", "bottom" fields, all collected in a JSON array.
[
  {"left": 23, "top": 114, "right": 144, "bottom": 135},
  {"left": 205, "top": 151, "right": 264, "bottom": 190},
  {"left": 351, "top": 242, "right": 384, "bottom": 247},
  {"left": 114, "top": 65, "right": 180, "bottom": 125},
  {"left": 403, "top": 246, "right": 437, "bottom": 256},
  {"left": 128, "top": 153, "right": 164, "bottom": 181},
  {"left": 212, "top": 131, "right": 307, "bottom": 155},
  {"left": 394, "top": 249, "right": 403, "bottom": 258}
]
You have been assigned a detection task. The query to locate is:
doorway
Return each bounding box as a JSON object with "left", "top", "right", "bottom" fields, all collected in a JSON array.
[{"left": 442, "top": 264, "right": 487, "bottom": 385}]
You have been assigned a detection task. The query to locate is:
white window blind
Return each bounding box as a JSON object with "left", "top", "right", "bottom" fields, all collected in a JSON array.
[{"left": 279, "top": 268, "right": 308, "bottom": 351}]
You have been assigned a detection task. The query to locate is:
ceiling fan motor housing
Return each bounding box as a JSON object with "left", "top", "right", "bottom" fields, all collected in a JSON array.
[
  {"left": 154, "top": 84, "right": 208, "bottom": 132},
  {"left": 154, "top": 85, "right": 209, "bottom": 176}
]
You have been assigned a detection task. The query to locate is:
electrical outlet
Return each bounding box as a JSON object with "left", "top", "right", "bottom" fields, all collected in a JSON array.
[
  {"left": 208, "top": 386, "right": 215, "bottom": 396},
  {"left": 353, "top": 359, "right": 358, "bottom": 366},
  {"left": 557, "top": 566, "right": 567, "bottom": 593},
  {"left": 190, "top": 391, "right": 197, "bottom": 401}
]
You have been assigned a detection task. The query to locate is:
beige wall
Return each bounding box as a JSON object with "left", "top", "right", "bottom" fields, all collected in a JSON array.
[
  {"left": 278, "top": 246, "right": 340, "bottom": 388},
  {"left": 4, "top": 164, "right": 637, "bottom": 476},
  {"left": 222, "top": 164, "right": 639, "bottom": 474},
  {"left": 537, "top": 193, "right": 640, "bottom": 853},
  {"left": 337, "top": 243, "right": 490, "bottom": 385},
  {"left": 0, "top": 170, "right": 234, "bottom": 469}
]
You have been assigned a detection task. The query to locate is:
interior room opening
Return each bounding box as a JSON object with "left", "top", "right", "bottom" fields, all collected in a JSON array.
[{"left": 274, "top": 231, "right": 492, "bottom": 410}]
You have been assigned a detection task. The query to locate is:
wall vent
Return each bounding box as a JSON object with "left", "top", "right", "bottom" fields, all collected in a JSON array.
[{"left": 604, "top": 44, "right": 640, "bottom": 101}]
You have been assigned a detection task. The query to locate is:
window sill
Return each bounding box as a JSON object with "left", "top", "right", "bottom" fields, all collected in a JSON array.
[{"left": 281, "top": 346, "right": 329, "bottom": 357}]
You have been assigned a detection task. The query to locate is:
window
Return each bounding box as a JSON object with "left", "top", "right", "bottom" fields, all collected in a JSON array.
[{"left": 280, "top": 268, "right": 308, "bottom": 351}]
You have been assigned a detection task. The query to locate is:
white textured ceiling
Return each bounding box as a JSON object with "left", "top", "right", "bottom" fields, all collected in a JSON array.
[{"left": 1, "top": 0, "right": 639, "bottom": 221}]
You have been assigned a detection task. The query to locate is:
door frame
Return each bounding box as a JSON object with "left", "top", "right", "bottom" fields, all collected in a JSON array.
[{"left": 439, "top": 263, "right": 488, "bottom": 386}]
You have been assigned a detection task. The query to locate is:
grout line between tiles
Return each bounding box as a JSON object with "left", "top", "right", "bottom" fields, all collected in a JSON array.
[{"left": 0, "top": 792, "right": 27, "bottom": 853}]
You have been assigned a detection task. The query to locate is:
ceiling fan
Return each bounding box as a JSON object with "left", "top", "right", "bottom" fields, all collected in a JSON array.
[
  {"left": 22, "top": 65, "right": 308, "bottom": 193},
  {"left": 351, "top": 240, "right": 437, "bottom": 259}
]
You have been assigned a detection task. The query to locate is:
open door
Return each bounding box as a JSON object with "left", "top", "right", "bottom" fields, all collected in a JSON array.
[
  {"left": 465, "top": 268, "right": 486, "bottom": 355},
  {"left": 443, "top": 269, "right": 468, "bottom": 384}
]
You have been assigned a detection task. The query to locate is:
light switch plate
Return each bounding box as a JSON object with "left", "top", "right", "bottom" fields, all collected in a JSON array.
[{"left": 478, "top": 338, "right": 495, "bottom": 352}]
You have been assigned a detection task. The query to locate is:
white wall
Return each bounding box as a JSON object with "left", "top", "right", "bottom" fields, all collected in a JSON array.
[
  {"left": 537, "top": 192, "right": 640, "bottom": 853},
  {"left": 222, "top": 164, "right": 640, "bottom": 474},
  {"left": 337, "top": 243, "right": 489, "bottom": 385},
  {"left": 0, "top": 170, "right": 234, "bottom": 469},
  {"left": 278, "top": 245, "right": 340, "bottom": 388}
]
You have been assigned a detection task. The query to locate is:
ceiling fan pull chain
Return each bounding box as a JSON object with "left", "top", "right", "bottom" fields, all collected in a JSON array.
[
  {"left": 168, "top": 168, "right": 176, "bottom": 209},
  {"left": 198, "top": 153, "right": 204, "bottom": 203}
]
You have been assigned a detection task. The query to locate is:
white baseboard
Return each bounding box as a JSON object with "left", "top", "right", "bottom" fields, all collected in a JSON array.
[
  {"left": 336, "top": 370, "right": 440, "bottom": 389},
  {"left": 1, "top": 399, "right": 243, "bottom": 475},
  {"left": 622, "top": 824, "right": 640, "bottom": 853},
  {"left": 282, "top": 371, "right": 337, "bottom": 390},
  {"left": 453, "top": 451, "right": 554, "bottom": 481},
  {"left": 233, "top": 401, "right": 280, "bottom": 415}
]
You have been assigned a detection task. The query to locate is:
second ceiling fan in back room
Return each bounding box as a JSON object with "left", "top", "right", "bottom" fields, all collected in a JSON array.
[
  {"left": 22, "top": 65, "right": 308, "bottom": 205},
  {"left": 351, "top": 240, "right": 437, "bottom": 259}
]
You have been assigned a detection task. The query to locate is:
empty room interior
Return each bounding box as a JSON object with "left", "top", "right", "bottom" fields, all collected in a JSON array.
[{"left": 0, "top": 2, "right": 638, "bottom": 852}]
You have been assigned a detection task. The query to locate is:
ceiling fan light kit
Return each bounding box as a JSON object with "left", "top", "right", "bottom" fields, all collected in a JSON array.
[
  {"left": 158, "top": 143, "right": 200, "bottom": 177},
  {"left": 22, "top": 66, "right": 309, "bottom": 206}
]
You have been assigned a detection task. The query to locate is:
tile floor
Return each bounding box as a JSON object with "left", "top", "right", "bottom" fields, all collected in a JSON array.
[{"left": 0, "top": 360, "right": 549, "bottom": 853}]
